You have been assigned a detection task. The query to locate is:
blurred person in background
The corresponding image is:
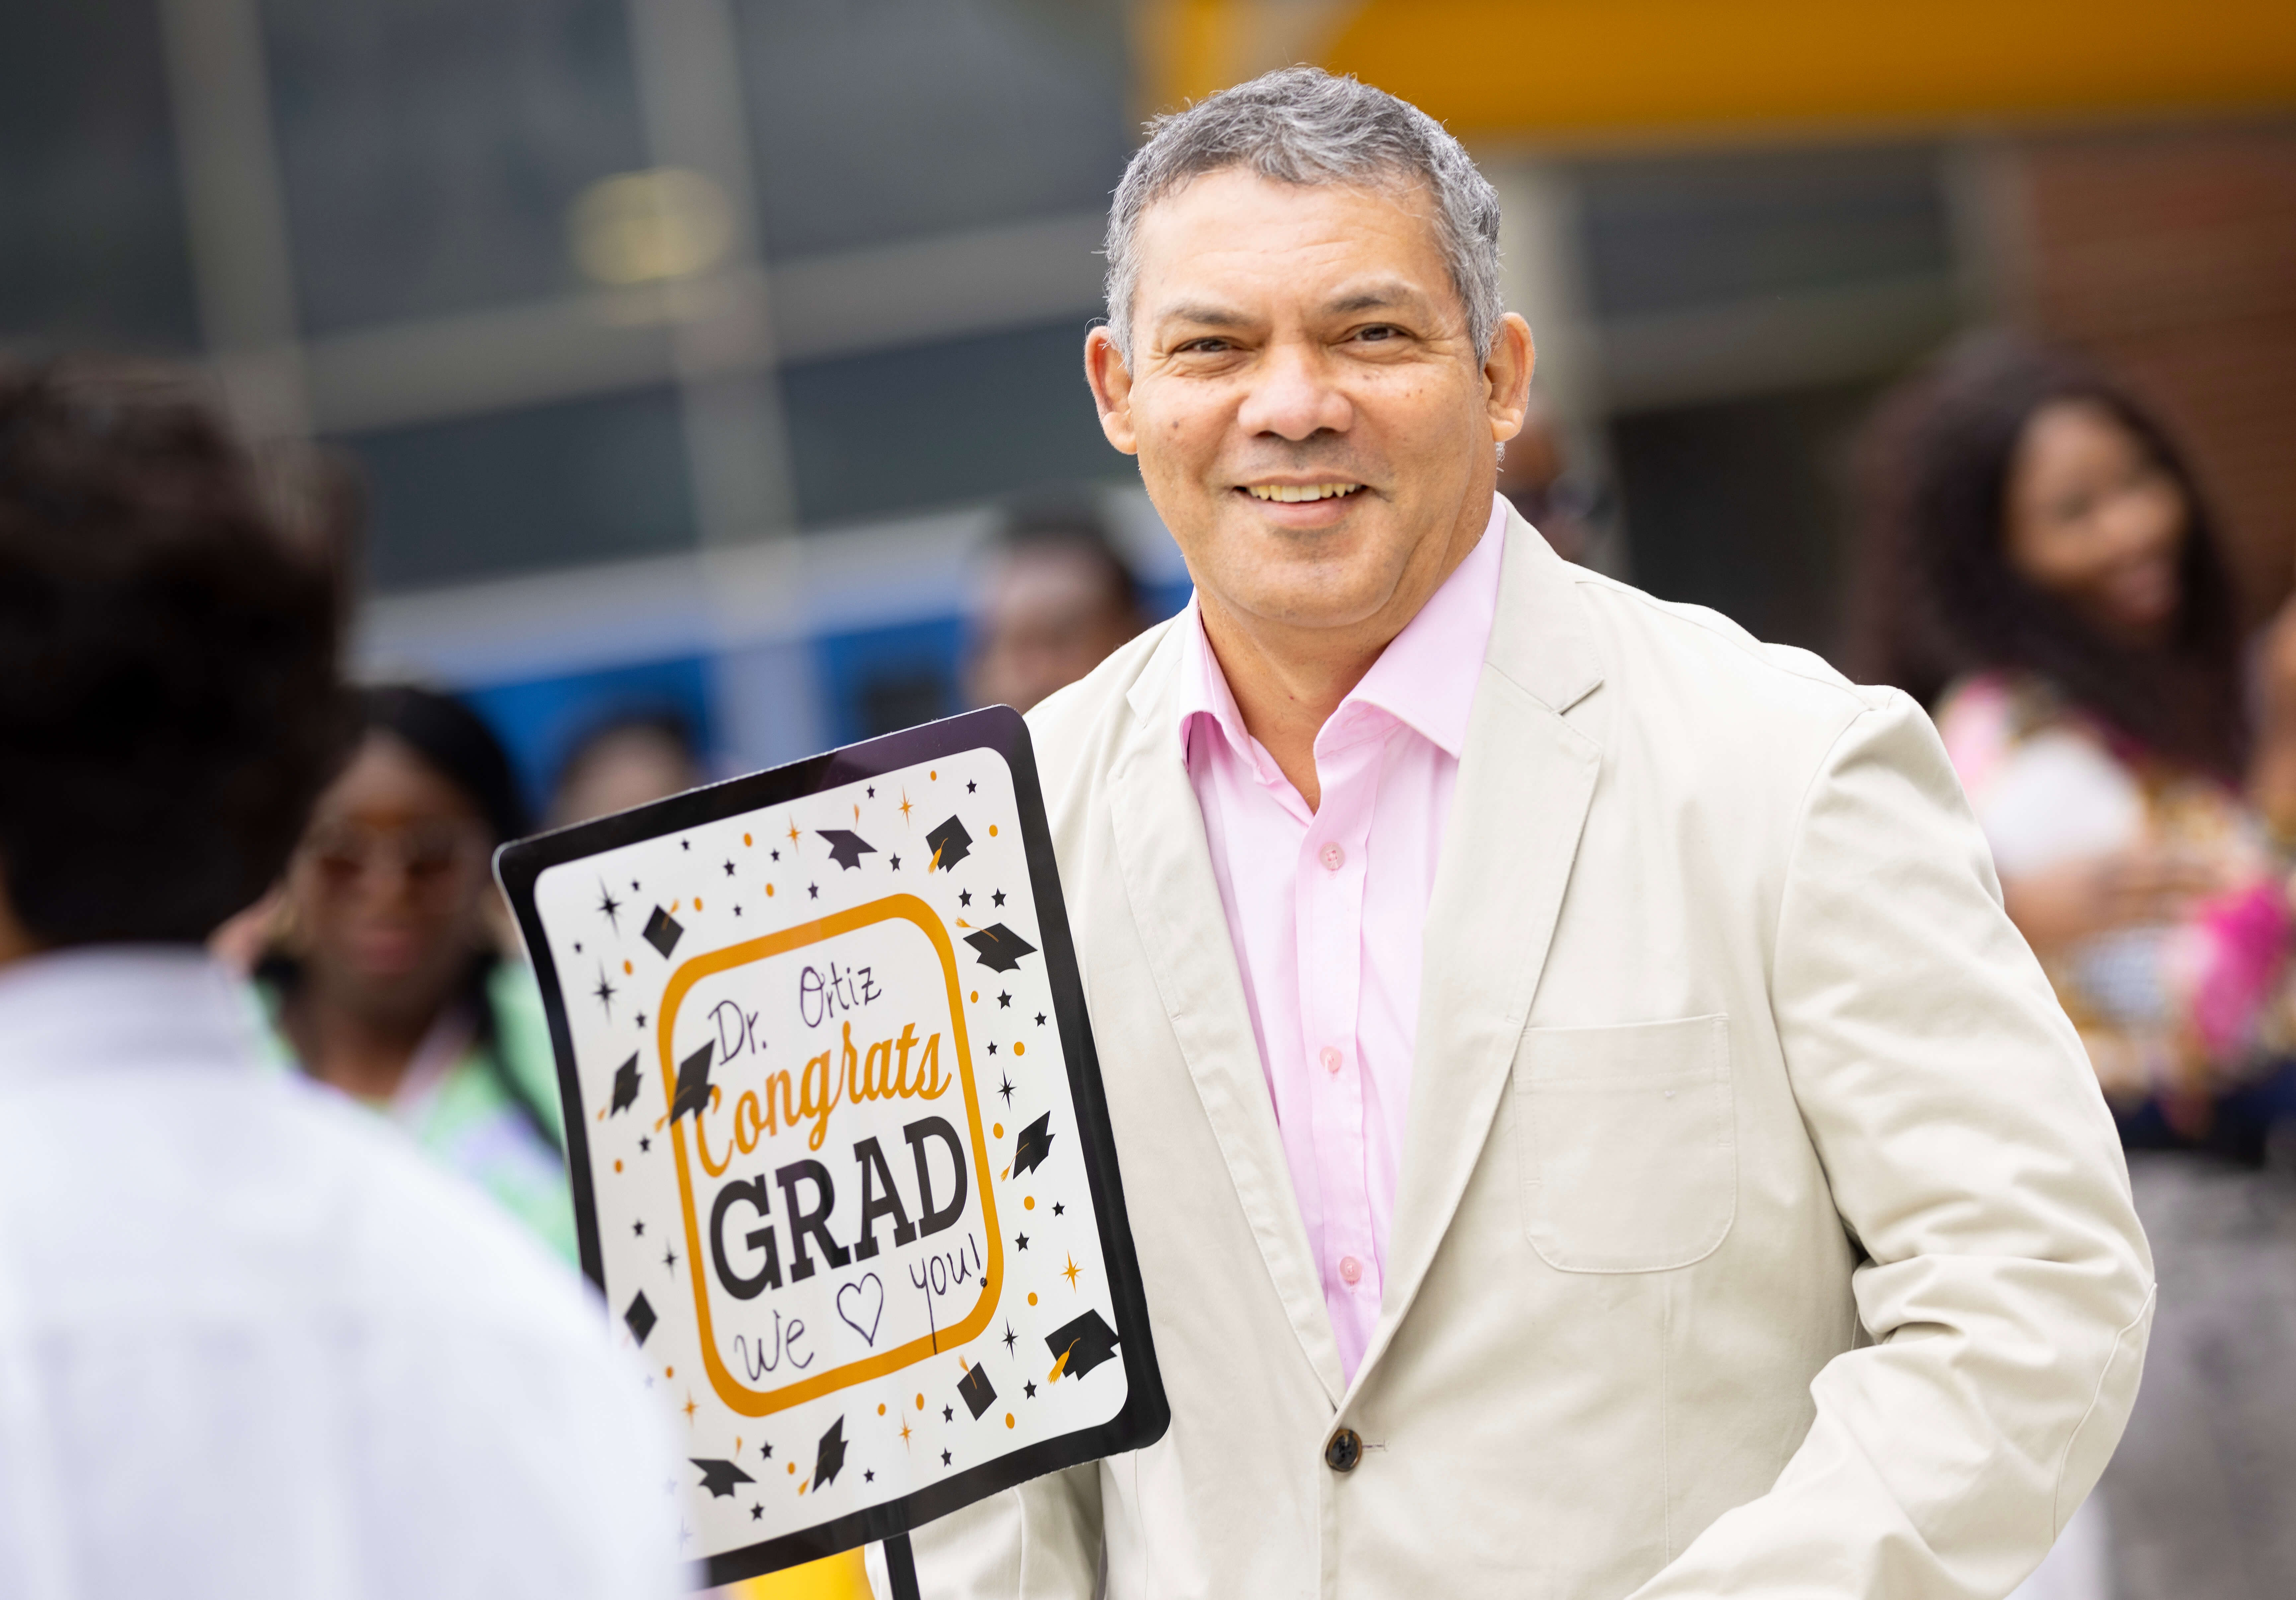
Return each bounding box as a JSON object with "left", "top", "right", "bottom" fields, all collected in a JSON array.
[
  {"left": 548, "top": 707, "right": 707, "bottom": 828},
  {"left": 1495, "top": 390, "right": 1596, "bottom": 566},
  {"left": 1855, "top": 333, "right": 2296, "bottom": 1153},
  {"left": 259, "top": 685, "right": 578, "bottom": 1262},
  {"left": 0, "top": 363, "right": 672, "bottom": 1597},
  {"left": 965, "top": 492, "right": 1147, "bottom": 712}
]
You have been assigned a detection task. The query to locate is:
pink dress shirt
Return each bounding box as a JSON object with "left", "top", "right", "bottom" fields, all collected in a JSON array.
[{"left": 1176, "top": 494, "right": 1507, "bottom": 1381}]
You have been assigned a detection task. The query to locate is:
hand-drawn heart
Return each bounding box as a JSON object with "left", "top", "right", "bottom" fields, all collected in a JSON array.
[{"left": 836, "top": 1273, "right": 884, "bottom": 1346}]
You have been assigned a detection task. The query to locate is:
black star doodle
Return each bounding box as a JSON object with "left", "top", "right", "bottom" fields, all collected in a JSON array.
[
  {"left": 1024, "top": 1380, "right": 1037, "bottom": 1398},
  {"left": 865, "top": 1469, "right": 875, "bottom": 1483},
  {"left": 639, "top": 1135, "right": 651, "bottom": 1153},
  {"left": 631, "top": 879, "right": 640, "bottom": 892},
  {"left": 997, "top": 991, "right": 1011, "bottom": 1009},
  {"left": 808, "top": 883, "right": 820, "bottom": 899},
  {"left": 1052, "top": 1201, "right": 1065, "bottom": 1216},
  {"left": 573, "top": 941, "right": 582, "bottom": 953},
  {"left": 723, "top": 860, "right": 735, "bottom": 876},
  {"left": 889, "top": 854, "right": 901, "bottom": 872},
  {"left": 681, "top": 840, "right": 690, "bottom": 851},
  {"left": 966, "top": 780, "right": 976, "bottom": 793},
  {"left": 1035, "top": 1012, "right": 1046, "bottom": 1026},
  {"left": 770, "top": 848, "right": 780, "bottom": 861},
  {"left": 633, "top": 1220, "right": 646, "bottom": 1237},
  {"left": 992, "top": 889, "right": 1007, "bottom": 907},
  {"left": 997, "top": 1074, "right": 1015, "bottom": 1107},
  {"left": 987, "top": 1042, "right": 997, "bottom": 1055},
  {"left": 959, "top": 889, "right": 972, "bottom": 907},
  {"left": 751, "top": 1504, "right": 764, "bottom": 1521},
  {"left": 663, "top": 1247, "right": 679, "bottom": 1270},
  {"left": 1002, "top": 1322, "right": 1018, "bottom": 1355},
  {"left": 941, "top": 1449, "right": 952, "bottom": 1466},
  {"left": 733, "top": 905, "right": 742, "bottom": 916},
  {"left": 943, "top": 1404, "right": 954, "bottom": 1423},
  {"left": 592, "top": 966, "right": 617, "bottom": 1017},
  {"left": 596, "top": 881, "right": 622, "bottom": 930},
  {"left": 760, "top": 1441, "right": 774, "bottom": 1461},
  {"left": 866, "top": 786, "right": 875, "bottom": 799},
  {"left": 636, "top": 1011, "right": 648, "bottom": 1029},
  {"left": 1016, "top": 1232, "right": 1029, "bottom": 1251}
]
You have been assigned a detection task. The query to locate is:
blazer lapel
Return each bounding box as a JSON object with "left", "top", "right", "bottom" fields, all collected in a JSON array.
[
  {"left": 1107, "top": 629, "right": 1350, "bottom": 1406},
  {"left": 1353, "top": 510, "right": 1606, "bottom": 1393}
]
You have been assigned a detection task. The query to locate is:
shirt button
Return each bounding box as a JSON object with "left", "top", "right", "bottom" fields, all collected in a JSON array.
[
  {"left": 1325, "top": 1427, "right": 1363, "bottom": 1473},
  {"left": 1320, "top": 1045, "right": 1342, "bottom": 1074},
  {"left": 1319, "top": 842, "right": 1346, "bottom": 872},
  {"left": 1339, "top": 1254, "right": 1362, "bottom": 1285}
]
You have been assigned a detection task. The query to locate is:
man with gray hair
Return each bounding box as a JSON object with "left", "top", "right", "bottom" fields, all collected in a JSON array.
[{"left": 895, "top": 68, "right": 2151, "bottom": 1599}]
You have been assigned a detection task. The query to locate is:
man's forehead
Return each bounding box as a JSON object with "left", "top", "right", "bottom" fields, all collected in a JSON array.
[{"left": 1132, "top": 169, "right": 1451, "bottom": 310}]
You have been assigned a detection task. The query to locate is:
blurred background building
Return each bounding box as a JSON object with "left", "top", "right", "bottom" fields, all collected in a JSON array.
[{"left": 6, "top": 1, "right": 2290, "bottom": 808}]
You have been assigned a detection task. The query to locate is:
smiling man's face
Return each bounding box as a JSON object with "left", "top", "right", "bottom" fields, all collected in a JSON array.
[{"left": 1086, "top": 167, "right": 1529, "bottom": 648}]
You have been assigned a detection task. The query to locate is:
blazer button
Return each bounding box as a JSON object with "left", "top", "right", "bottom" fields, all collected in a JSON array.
[{"left": 1324, "top": 1427, "right": 1363, "bottom": 1473}]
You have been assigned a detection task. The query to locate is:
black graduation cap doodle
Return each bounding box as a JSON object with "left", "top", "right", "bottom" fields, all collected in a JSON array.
[
  {"left": 812, "top": 1415, "right": 848, "bottom": 1489},
  {"left": 669, "top": 1040, "right": 715, "bottom": 1124},
  {"left": 1008, "top": 1111, "right": 1053, "bottom": 1179},
  {"left": 818, "top": 829, "right": 876, "bottom": 871},
  {"left": 643, "top": 905, "right": 683, "bottom": 958},
  {"left": 956, "top": 1359, "right": 998, "bottom": 1420},
  {"left": 692, "top": 1458, "right": 754, "bottom": 1499},
  {"left": 608, "top": 1053, "right": 642, "bottom": 1116},
  {"left": 964, "top": 923, "right": 1035, "bottom": 973},
  {"left": 925, "top": 816, "right": 973, "bottom": 873},
  {"left": 624, "top": 1290, "right": 658, "bottom": 1347},
  {"left": 1044, "top": 1310, "right": 1120, "bottom": 1383}
]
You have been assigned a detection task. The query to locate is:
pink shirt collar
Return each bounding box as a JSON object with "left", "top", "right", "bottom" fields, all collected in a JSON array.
[{"left": 1175, "top": 493, "right": 1507, "bottom": 773}]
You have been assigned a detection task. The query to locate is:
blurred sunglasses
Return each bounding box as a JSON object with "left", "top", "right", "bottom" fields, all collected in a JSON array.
[{"left": 300, "top": 821, "right": 489, "bottom": 891}]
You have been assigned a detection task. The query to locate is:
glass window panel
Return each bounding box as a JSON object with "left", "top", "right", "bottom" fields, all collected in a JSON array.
[
  {"left": 1608, "top": 380, "right": 1882, "bottom": 656},
  {"left": 342, "top": 386, "right": 697, "bottom": 591},
  {"left": 781, "top": 318, "right": 1122, "bottom": 526},
  {"left": 1579, "top": 145, "right": 1951, "bottom": 321},
  {"left": 732, "top": 0, "right": 1133, "bottom": 260},
  {"left": 0, "top": 1, "right": 200, "bottom": 350},
  {"left": 260, "top": 0, "right": 650, "bottom": 334}
]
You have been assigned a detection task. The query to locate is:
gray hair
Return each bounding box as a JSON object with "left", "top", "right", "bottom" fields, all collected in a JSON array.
[{"left": 1103, "top": 67, "right": 1504, "bottom": 365}]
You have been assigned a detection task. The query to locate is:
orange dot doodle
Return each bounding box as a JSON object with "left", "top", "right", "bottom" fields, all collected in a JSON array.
[
  {"left": 915, "top": 1393, "right": 925, "bottom": 1410},
  {"left": 1024, "top": 1196, "right": 1034, "bottom": 1210},
  {"left": 743, "top": 832, "right": 752, "bottom": 846},
  {"left": 1005, "top": 1413, "right": 1015, "bottom": 1429},
  {"left": 1028, "top": 1292, "right": 1038, "bottom": 1306},
  {"left": 613, "top": 1159, "right": 623, "bottom": 1173},
  {"left": 787, "top": 1462, "right": 795, "bottom": 1475},
  {"left": 878, "top": 1403, "right": 886, "bottom": 1415},
  {"left": 993, "top": 1123, "right": 1004, "bottom": 1139},
  {"left": 1013, "top": 1041, "right": 1025, "bottom": 1056},
  {"left": 929, "top": 769, "right": 937, "bottom": 780},
  {"left": 694, "top": 896, "right": 703, "bottom": 911},
  {"left": 766, "top": 883, "right": 776, "bottom": 897},
  {"left": 969, "top": 990, "right": 978, "bottom": 1004},
  {"left": 665, "top": 1366, "right": 674, "bottom": 1378},
  {"left": 622, "top": 959, "right": 632, "bottom": 975},
  {"left": 989, "top": 824, "right": 998, "bottom": 836}
]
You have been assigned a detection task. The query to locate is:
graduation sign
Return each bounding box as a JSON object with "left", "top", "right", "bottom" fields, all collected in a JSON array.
[{"left": 498, "top": 708, "right": 1167, "bottom": 1586}]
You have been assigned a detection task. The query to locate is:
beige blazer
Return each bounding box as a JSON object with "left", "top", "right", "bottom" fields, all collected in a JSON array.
[{"left": 897, "top": 506, "right": 2153, "bottom": 1599}]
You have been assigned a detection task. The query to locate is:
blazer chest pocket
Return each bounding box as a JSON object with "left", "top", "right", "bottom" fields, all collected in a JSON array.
[{"left": 1514, "top": 1015, "right": 1735, "bottom": 1273}]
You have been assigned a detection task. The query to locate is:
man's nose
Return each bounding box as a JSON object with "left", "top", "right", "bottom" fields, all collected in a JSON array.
[{"left": 1235, "top": 340, "right": 1351, "bottom": 441}]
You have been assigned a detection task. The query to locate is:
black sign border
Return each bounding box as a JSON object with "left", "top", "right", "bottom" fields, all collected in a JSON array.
[{"left": 497, "top": 706, "right": 1169, "bottom": 1586}]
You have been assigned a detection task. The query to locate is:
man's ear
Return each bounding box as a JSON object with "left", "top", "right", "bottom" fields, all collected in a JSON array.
[
  {"left": 1484, "top": 311, "right": 1536, "bottom": 447},
  {"left": 1084, "top": 326, "right": 1140, "bottom": 457}
]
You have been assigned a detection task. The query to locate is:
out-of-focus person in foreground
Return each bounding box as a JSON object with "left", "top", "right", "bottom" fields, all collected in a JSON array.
[
  {"left": 1856, "top": 334, "right": 2296, "bottom": 1153},
  {"left": 896, "top": 69, "right": 2152, "bottom": 1600},
  {"left": 261, "top": 685, "right": 577, "bottom": 1261},
  {"left": 548, "top": 708, "right": 707, "bottom": 828},
  {"left": 964, "top": 494, "right": 1146, "bottom": 712},
  {"left": 0, "top": 365, "right": 672, "bottom": 1599}
]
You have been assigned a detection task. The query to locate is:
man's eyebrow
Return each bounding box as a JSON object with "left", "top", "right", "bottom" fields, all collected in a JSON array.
[
  {"left": 1324, "top": 281, "right": 1430, "bottom": 316},
  {"left": 1152, "top": 301, "right": 1251, "bottom": 329}
]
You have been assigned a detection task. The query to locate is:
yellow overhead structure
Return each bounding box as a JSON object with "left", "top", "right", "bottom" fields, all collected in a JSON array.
[{"left": 1136, "top": 1, "right": 2296, "bottom": 140}]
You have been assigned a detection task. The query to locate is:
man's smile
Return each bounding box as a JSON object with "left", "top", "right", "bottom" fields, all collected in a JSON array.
[{"left": 1241, "top": 482, "right": 1365, "bottom": 502}]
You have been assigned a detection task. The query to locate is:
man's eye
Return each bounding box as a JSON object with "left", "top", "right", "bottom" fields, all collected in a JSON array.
[
  {"left": 1177, "top": 338, "right": 1230, "bottom": 354},
  {"left": 1357, "top": 325, "right": 1400, "bottom": 343}
]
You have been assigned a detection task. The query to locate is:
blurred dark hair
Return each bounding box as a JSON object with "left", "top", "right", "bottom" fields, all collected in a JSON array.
[
  {"left": 0, "top": 362, "right": 349, "bottom": 945},
  {"left": 1849, "top": 332, "right": 2244, "bottom": 778},
  {"left": 361, "top": 684, "right": 530, "bottom": 845},
  {"left": 993, "top": 492, "right": 1143, "bottom": 619}
]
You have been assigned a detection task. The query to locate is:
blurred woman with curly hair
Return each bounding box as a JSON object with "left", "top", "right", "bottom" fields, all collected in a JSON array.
[{"left": 1853, "top": 333, "right": 2296, "bottom": 1154}]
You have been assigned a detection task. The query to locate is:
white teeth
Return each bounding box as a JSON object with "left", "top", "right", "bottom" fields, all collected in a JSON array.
[{"left": 1245, "top": 483, "right": 1362, "bottom": 502}]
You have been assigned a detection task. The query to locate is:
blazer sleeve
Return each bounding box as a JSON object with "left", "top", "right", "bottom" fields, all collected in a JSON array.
[
  {"left": 1631, "top": 690, "right": 2155, "bottom": 1600},
  {"left": 871, "top": 1462, "right": 1101, "bottom": 1600}
]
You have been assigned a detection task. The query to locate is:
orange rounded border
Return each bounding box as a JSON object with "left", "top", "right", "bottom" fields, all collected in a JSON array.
[{"left": 657, "top": 893, "right": 1003, "bottom": 1415}]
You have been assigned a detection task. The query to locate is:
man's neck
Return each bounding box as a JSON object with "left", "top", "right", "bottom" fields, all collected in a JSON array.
[{"left": 1198, "top": 497, "right": 1490, "bottom": 811}]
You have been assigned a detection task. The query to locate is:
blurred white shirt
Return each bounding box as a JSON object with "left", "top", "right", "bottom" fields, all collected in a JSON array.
[{"left": 0, "top": 947, "right": 679, "bottom": 1600}]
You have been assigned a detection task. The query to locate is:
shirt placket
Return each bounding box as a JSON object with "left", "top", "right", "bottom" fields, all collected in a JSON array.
[{"left": 1298, "top": 725, "right": 1384, "bottom": 1345}]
